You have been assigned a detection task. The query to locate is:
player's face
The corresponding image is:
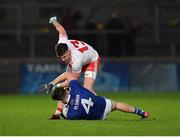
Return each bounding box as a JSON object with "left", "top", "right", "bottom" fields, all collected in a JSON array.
[{"left": 59, "top": 50, "right": 71, "bottom": 64}]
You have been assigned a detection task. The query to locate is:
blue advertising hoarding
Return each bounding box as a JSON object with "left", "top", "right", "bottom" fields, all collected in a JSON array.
[
  {"left": 94, "top": 63, "right": 129, "bottom": 91},
  {"left": 20, "top": 63, "right": 66, "bottom": 93},
  {"left": 20, "top": 62, "right": 129, "bottom": 93}
]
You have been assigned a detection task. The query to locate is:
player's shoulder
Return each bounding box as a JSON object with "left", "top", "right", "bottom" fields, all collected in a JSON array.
[
  {"left": 67, "top": 39, "right": 91, "bottom": 47},
  {"left": 69, "top": 79, "right": 79, "bottom": 85},
  {"left": 69, "top": 79, "right": 82, "bottom": 89},
  {"left": 69, "top": 79, "right": 82, "bottom": 92},
  {"left": 65, "top": 39, "right": 76, "bottom": 49}
]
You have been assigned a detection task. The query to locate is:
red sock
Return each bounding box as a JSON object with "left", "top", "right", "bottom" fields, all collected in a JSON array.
[{"left": 55, "top": 107, "right": 62, "bottom": 115}]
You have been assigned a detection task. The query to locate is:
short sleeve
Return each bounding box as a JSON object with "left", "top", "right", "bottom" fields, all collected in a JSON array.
[{"left": 58, "top": 34, "right": 68, "bottom": 44}]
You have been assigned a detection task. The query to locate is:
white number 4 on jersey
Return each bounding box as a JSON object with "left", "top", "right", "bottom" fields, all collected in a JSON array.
[{"left": 81, "top": 98, "right": 94, "bottom": 114}]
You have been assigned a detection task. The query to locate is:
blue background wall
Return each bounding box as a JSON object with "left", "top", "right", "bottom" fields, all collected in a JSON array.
[{"left": 20, "top": 62, "right": 179, "bottom": 93}]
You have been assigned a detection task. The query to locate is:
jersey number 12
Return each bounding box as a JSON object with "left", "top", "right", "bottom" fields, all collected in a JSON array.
[{"left": 70, "top": 40, "right": 89, "bottom": 53}]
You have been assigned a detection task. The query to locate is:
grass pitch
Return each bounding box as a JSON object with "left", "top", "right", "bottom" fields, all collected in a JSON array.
[{"left": 0, "top": 92, "right": 180, "bottom": 136}]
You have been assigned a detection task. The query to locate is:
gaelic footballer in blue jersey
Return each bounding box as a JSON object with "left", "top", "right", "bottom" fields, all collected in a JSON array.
[{"left": 48, "top": 72, "right": 150, "bottom": 120}]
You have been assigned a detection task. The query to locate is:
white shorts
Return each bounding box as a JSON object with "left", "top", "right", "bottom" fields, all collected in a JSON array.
[
  {"left": 102, "top": 98, "right": 113, "bottom": 120},
  {"left": 62, "top": 104, "right": 68, "bottom": 119},
  {"left": 82, "top": 56, "right": 100, "bottom": 80}
]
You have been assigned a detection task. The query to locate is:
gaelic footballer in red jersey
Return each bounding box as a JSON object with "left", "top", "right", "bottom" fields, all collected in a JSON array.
[
  {"left": 43, "top": 16, "right": 101, "bottom": 117},
  {"left": 49, "top": 16, "right": 100, "bottom": 94}
]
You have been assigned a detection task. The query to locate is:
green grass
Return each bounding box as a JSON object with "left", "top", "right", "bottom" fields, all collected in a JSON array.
[{"left": 0, "top": 92, "right": 180, "bottom": 136}]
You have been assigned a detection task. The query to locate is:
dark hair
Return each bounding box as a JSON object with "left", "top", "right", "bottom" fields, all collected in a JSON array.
[
  {"left": 52, "top": 87, "right": 67, "bottom": 101},
  {"left": 55, "top": 43, "right": 68, "bottom": 57}
]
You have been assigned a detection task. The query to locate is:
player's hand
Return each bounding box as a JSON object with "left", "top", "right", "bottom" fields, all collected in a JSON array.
[
  {"left": 49, "top": 114, "right": 60, "bottom": 120},
  {"left": 49, "top": 16, "right": 57, "bottom": 24},
  {"left": 38, "top": 83, "right": 54, "bottom": 94}
]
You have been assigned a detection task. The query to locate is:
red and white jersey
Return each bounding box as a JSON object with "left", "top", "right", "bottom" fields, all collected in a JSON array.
[{"left": 58, "top": 35, "right": 99, "bottom": 73}]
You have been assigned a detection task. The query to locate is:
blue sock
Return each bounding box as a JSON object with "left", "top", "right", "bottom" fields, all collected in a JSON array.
[{"left": 134, "top": 108, "right": 144, "bottom": 117}]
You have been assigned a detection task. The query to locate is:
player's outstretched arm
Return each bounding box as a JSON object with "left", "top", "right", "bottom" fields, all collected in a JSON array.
[
  {"left": 51, "top": 72, "right": 69, "bottom": 85},
  {"left": 49, "top": 16, "right": 68, "bottom": 38},
  {"left": 51, "top": 72, "right": 76, "bottom": 86}
]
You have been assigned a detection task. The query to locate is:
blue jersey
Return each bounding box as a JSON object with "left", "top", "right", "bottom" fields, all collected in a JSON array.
[{"left": 65, "top": 80, "right": 106, "bottom": 120}]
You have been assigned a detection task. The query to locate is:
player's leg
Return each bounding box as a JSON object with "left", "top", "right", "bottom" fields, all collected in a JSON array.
[
  {"left": 113, "top": 101, "right": 135, "bottom": 113},
  {"left": 50, "top": 101, "right": 64, "bottom": 120},
  {"left": 55, "top": 101, "right": 64, "bottom": 115},
  {"left": 83, "top": 73, "right": 96, "bottom": 94},
  {"left": 82, "top": 57, "right": 100, "bottom": 94},
  {"left": 112, "top": 101, "right": 149, "bottom": 119}
]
